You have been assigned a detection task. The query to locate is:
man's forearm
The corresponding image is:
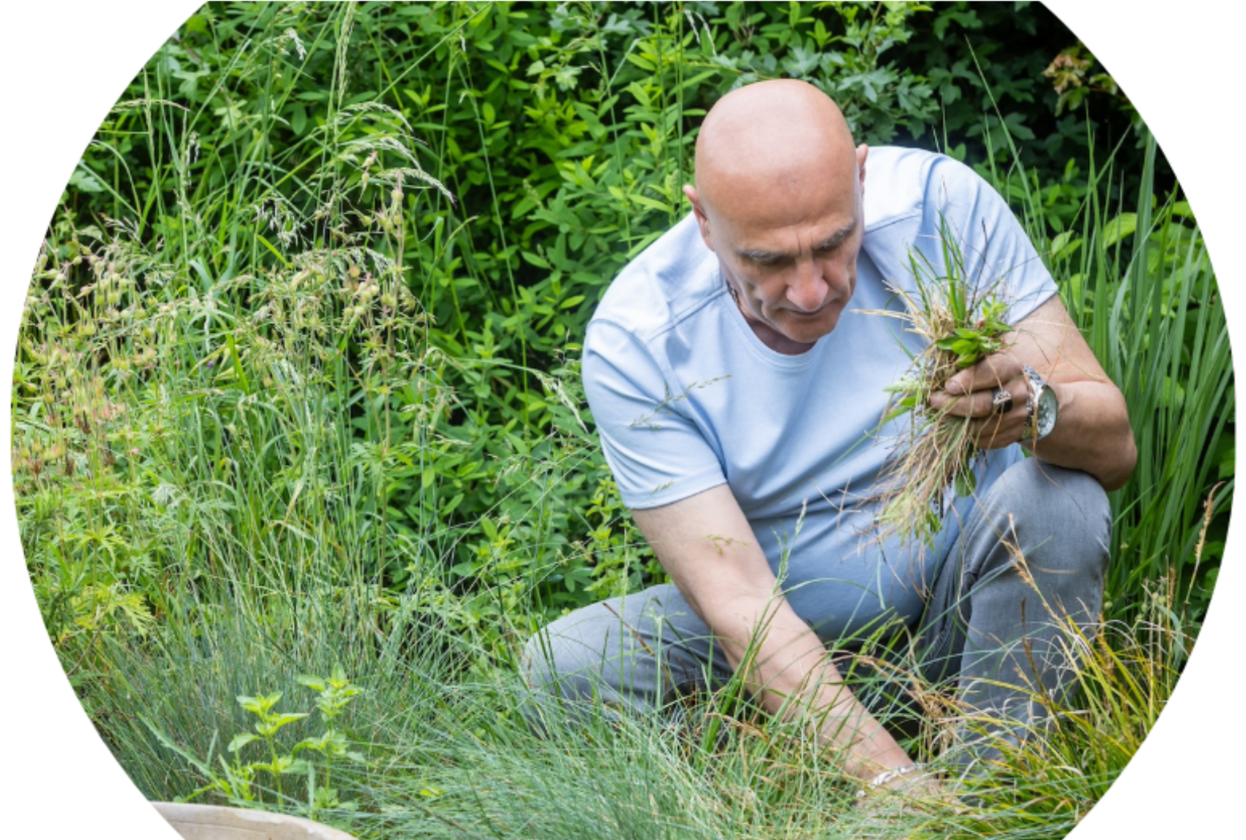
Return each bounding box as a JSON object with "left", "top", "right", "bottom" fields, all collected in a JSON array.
[
  {"left": 632, "top": 486, "right": 916, "bottom": 781},
  {"left": 691, "top": 587, "right": 913, "bottom": 779}
]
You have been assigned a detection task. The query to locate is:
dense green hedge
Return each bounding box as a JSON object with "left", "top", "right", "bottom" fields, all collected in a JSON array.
[{"left": 68, "top": 2, "right": 1149, "bottom": 369}]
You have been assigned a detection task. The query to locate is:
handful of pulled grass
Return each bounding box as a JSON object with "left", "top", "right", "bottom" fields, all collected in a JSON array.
[{"left": 868, "top": 226, "right": 1013, "bottom": 550}]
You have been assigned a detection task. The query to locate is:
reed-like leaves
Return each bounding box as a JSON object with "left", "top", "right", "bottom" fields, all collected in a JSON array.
[{"left": 999, "top": 134, "right": 1233, "bottom": 617}]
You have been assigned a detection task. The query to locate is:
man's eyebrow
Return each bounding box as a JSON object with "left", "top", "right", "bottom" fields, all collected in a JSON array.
[{"left": 735, "top": 219, "right": 859, "bottom": 261}]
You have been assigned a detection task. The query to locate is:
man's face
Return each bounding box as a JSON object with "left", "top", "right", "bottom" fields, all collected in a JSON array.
[{"left": 687, "top": 145, "right": 867, "bottom": 350}]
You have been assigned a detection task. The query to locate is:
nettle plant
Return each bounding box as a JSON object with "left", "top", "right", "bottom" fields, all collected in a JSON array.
[{"left": 150, "top": 668, "right": 366, "bottom": 820}]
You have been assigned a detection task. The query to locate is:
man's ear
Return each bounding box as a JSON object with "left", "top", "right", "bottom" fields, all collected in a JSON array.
[
  {"left": 856, "top": 144, "right": 869, "bottom": 197},
  {"left": 682, "top": 184, "right": 716, "bottom": 253}
]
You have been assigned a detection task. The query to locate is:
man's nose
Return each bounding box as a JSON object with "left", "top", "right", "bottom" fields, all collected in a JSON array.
[{"left": 786, "top": 258, "right": 828, "bottom": 312}]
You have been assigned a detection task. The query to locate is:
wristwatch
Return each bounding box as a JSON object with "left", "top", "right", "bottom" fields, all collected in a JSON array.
[{"left": 1022, "top": 365, "right": 1059, "bottom": 441}]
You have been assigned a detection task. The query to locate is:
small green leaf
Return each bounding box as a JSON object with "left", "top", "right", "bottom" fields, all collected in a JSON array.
[
  {"left": 1102, "top": 213, "right": 1138, "bottom": 247},
  {"left": 256, "top": 711, "right": 309, "bottom": 737},
  {"left": 1171, "top": 200, "right": 1193, "bottom": 217},
  {"left": 955, "top": 468, "right": 977, "bottom": 497},
  {"left": 1203, "top": 567, "right": 1220, "bottom": 589},
  {"left": 480, "top": 517, "right": 499, "bottom": 541},
  {"left": 1218, "top": 446, "right": 1235, "bottom": 480},
  {"left": 629, "top": 194, "right": 672, "bottom": 213},
  {"left": 228, "top": 733, "right": 259, "bottom": 753},
  {"left": 238, "top": 694, "right": 279, "bottom": 715}
]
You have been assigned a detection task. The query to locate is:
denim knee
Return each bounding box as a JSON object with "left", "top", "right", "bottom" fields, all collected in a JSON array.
[
  {"left": 518, "top": 610, "right": 621, "bottom": 733},
  {"left": 975, "top": 458, "right": 1111, "bottom": 577},
  {"left": 958, "top": 458, "right": 1114, "bottom": 650},
  {"left": 520, "top": 609, "right": 610, "bottom": 703}
]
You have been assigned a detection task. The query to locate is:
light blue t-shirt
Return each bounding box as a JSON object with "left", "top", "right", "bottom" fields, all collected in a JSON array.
[{"left": 581, "top": 147, "right": 1058, "bottom": 642}]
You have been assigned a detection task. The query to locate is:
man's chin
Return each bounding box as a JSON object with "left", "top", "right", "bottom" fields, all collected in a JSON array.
[{"left": 777, "top": 309, "right": 842, "bottom": 344}]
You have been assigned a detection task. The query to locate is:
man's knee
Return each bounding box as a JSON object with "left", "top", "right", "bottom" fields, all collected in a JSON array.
[
  {"left": 520, "top": 625, "right": 560, "bottom": 694},
  {"left": 521, "top": 606, "right": 616, "bottom": 703},
  {"left": 984, "top": 457, "right": 1110, "bottom": 522},
  {"left": 978, "top": 458, "right": 1111, "bottom": 574},
  {"left": 518, "top": 606, "right": 631, "bottom": 736},
  {"left": 524, "top": 595, "right": 671, "bottom": 705},
  {"left": 963, "top": 458, "right": 1113, "bottom": 640}
]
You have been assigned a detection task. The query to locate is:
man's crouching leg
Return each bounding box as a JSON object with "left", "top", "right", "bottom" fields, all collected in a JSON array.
[
  {"left": 917, "top": 457, "right": 1112, "bottom": 781},
  {"left": 520, "top": 583, "right": 734, "bottom": 734}
]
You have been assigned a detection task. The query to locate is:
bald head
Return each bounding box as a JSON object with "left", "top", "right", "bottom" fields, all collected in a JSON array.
[
  {"left": 692, "top": 80, "right": 859, "bottom": 217},
  {"left": 681, "top": 80, "right": 869, "bottom": 353}
]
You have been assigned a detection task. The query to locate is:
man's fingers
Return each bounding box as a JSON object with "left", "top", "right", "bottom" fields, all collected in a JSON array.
[
  {"left": 931, "top": 377, "right": 1026, "bottom": 418},
  {"left": 929, "top": 390, "right": 989, "bottom": 416},
  {"left": 944, "top": 350, "right": 1023, "bottom": 396}
]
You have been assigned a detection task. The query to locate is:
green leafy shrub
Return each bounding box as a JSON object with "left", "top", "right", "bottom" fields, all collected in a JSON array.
[{"left": 16, "top": 0, "right": 1230, "bottom": 733}]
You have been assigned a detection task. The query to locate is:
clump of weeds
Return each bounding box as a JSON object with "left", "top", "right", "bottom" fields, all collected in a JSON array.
[{"left": 866, "top": 218, "right": 1013, "bottom": 550}]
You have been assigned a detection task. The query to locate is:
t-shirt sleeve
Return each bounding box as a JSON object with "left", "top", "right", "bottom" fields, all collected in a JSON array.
[
  {"left": 582, "top": 320, "right": 727, "bottom": 510},
  {"left": 922, "top": 155, "right": 1059, "bottom": 325}
]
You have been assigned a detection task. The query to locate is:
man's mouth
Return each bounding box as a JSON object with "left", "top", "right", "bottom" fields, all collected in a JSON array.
[{"left": 785, "top": 300, "right": 835, "bottom": 318}]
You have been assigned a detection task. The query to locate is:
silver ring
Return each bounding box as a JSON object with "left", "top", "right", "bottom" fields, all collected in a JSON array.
[{"left": 991, "top": 388, "right": 1013, "bottom": 415}]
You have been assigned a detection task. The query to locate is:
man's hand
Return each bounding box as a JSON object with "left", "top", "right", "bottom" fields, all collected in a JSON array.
[
  {"left": 852, "top": 770, "right": 969, "bottom": 826},
  {"left": 630, "top": 484, "right": 918, "bottom": 781},
  {"left": 925, "top": 295, "right": 1136, "bottom": 491},
  {"left": 928, "top": 349, "right": 1029, "bottom": 451}
]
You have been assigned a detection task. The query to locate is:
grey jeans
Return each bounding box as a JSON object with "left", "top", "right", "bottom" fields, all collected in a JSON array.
[{"left": 522, "top": 458, "right": 1111, "bottom": 777}]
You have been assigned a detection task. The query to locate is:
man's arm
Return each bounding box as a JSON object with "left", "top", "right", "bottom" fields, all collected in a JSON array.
[
  {"left": 630, "top": 484, "right": 915, "bottom": 782},
  {"left": 930, "top": 294, "right": 1137, "bottom": 491}
]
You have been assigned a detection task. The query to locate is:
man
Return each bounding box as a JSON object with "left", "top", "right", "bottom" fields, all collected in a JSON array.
[{"left": 523, "top": 79, "right": 1135, "bottom": 803}]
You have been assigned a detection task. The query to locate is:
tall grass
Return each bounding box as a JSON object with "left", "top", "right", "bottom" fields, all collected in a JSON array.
[
  {"left": 19, "top": 232, "right": 1209, "bottom": 838},
  {"left": 91, "top": 560, "right": 1194, "bottom": 840},
  {"left": 988, "top": 132, "right": 1233, "bottom": 620}
]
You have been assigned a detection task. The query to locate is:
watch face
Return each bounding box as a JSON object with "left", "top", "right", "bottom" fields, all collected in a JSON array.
[{"left": 1036, "top": 387, "right": 1058, "bottom": 437}]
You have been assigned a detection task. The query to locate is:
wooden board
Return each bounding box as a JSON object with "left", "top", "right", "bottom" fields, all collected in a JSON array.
[{"left": 152, "top": 802, "right": 359, "bottom": 840}]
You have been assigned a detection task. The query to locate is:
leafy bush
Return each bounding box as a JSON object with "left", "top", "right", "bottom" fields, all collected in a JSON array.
[{"left": 23, "top": 1, "right": 1034, "bottom": 662}]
